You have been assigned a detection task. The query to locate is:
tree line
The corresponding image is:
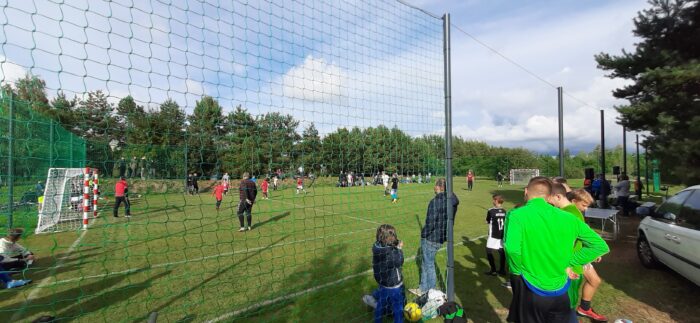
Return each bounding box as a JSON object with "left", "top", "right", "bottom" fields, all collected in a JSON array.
[{"left": 1, "top": 74, "right": 643, "bottom": 182}]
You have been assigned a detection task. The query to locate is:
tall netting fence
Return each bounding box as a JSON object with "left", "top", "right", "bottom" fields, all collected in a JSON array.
[
  {"left": 0, "top": 92, "right": 86, "bottom": 230},
  {"left": 0, "top": 1, "right": 447, "bottom": 322}
]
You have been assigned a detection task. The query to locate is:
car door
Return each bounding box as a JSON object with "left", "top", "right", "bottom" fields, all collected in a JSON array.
[
  {"left": 643, "top": 190, "right": 693, "bottom": 267},
  {"left": 670, "top": 190, "right": 700, "bottom": 285}
]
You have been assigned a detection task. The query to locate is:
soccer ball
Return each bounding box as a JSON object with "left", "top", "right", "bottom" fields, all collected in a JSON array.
[
  {"left": 404, "top": 302, "right": 422, "bottom": 322},
  {"left": 614, "top": 320, "right": 633, "bottom": 323}
]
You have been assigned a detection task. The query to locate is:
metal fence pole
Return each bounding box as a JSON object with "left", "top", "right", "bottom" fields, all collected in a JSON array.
[
  {"left": 557, "top": 87, "right": 564, "bottom": 177},
  {"left": 70, "top": 134, "right": 74, "bottom": 167},
  {"left": 443, "top": 13, "right": 455, "bottom": 302},
  {"left": 600, "top": 109, "right": 607, "bottom": 208},
  {"left": 7, "top": 93, "right": 15, "bottom": 228},
  {"left": 49, "top": 120, "right": 54, "bottom": 168},
  {"left": 622, "top": 126, "right": 627, "bottom": 175}
]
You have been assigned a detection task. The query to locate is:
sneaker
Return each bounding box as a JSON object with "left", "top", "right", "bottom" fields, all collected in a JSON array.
[
  {"left": 125, "top": 215, "right": 131, "bottom": 218},
  {"left": 247, "top": 226, "right": 252, "bottom": 231},
  {"left": 6, "top": 279, "right": 31, "bottom": 289},
  {"left": 362, "top": 294, "right": 377, "bottom": 309},
  {"left": 576, "top": 306, "right": 608, "bottom": 322},
  {"left": 484, "top": 271, "right": 498, "bottom": 276},
  {"left": 238, "top": 227, "right": 246, "bottom": 232},
  {"left": 501, "top": 281, "right": 512, "bottom": 289},
  {"left": 408, "top": 288, "right": 424, "bottom": 296}
]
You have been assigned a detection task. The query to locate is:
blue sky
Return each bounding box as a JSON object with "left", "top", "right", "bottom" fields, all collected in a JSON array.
[
  {"left": 1, "top": 0, "right": 648, "bottom": 153},
  {"left": 411, "top": 0, "right": 648, "bottom": 153}
]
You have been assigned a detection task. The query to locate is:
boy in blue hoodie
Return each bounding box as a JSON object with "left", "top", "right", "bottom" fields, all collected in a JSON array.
[{"left": 363, "top": 224, "right": 405, "bottom": 323}]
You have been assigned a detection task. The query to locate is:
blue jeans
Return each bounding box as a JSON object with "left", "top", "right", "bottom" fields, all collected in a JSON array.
[
  {"left": 373, "top": 285, "right": 405, "bottom": 323},
  {"left": 420, "top": 238, "right": 442, "bottom": 292}
]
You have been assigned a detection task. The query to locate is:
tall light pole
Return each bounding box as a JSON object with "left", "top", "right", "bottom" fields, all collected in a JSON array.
[
  {"left": 600, "top": 110, "right": 608, "bottom": 208},
  {"left": 557, "top": 87, "right": 564, "bottom": 177}
]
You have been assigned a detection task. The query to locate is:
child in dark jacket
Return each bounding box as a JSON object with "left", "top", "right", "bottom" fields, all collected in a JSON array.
[{"left": 364, "top": 224, "right": 405, "bottom": 323}]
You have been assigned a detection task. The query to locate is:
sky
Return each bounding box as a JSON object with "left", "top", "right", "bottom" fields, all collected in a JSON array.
[
  {"left": 408, "top": 0, "right": 649, "bottom": 153},
  {"left": 0, "top": 0, "right": 649, "bottom": 154}
]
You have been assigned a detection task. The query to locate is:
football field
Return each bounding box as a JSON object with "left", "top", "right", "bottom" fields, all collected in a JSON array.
[
  {"left": 0, "top": 178, "right": 497, "bottom": 322},
  {"left": 3, "top": 178, "right": 699, "bottom": 323}
]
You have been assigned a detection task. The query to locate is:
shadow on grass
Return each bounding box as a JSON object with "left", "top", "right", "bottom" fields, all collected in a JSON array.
[
  {"left": 252, "top": 211, "right": 291, "bottom": 230},
  {"left": 227, "top": 243, "right": 371, "bottom": 322},
  {"left": 134, "top": 235, "right": 289, "bottom": 322},
  {"left": 4, "top": 268, "right": 171, "bottom": 322},
  {"left": 454, "top": 236, "right": 511, "bottom": 323}
]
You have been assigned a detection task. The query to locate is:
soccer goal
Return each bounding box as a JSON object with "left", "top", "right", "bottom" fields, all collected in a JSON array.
[
  {"left": 36, "top": 168, "right": 99, "bottom": 234},
  {"left": 509, "top": 169, "right": 540, "bottom": 185}
]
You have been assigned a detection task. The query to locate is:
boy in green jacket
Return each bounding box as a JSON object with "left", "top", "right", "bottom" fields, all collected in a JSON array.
[{"left": 504, "top": 177, "right": 609, "bottom": 323}]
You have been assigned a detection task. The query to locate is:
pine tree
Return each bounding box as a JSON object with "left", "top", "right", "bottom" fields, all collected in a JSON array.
[{"left": 595, "top": 0, "right": 700, "bottom": 183}]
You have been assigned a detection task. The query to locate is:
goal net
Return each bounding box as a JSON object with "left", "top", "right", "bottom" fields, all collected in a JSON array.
[
  {"left": 510, "top": 169, "right": 540, "bottom": 185},
  {"left": 36, "top": 168, "right": 89, "bottom": 233}
]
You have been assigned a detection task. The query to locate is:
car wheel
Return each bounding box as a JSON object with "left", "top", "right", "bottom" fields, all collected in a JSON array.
[{"left": 637, "top": 233, "right": 660, "bottom": 268}]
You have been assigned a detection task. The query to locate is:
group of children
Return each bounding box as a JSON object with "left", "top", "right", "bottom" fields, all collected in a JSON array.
[
  {"left": 486, "top": 177, "right": 608, "bottom": 322},
  {"left": 211, "top": 176, "right": 309, "bottom": 211},
  {"left": 366, "top": 176, "right": 609, "bottom": 323}
]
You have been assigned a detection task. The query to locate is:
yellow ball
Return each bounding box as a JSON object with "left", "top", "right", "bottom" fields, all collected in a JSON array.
[{"left": 404, "top": 302, "right": 422, "bottom": 322}]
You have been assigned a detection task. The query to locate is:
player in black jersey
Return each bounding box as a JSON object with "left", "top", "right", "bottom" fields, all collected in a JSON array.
[{"left": 485, "top": 194, "right": 507, "bottom": 276}]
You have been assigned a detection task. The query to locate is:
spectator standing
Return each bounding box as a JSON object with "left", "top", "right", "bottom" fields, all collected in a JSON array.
[
  {"left": 129, "top": 157, "right": 137, "bottom": 178},
  {"left": 139, "top": 157, "right": 146, "bottom": 180},
  {"left": 192, "top": 173, "right": 199, "bottom": 194},
  {"left": 118, "top": 157, "right": 127, "bottom": 178},
  {"left": 410, "top": 178, "right": 459, "bottom": 296},
  {"left": 614, "top": 174, "right": 631, "bottom": 217}
]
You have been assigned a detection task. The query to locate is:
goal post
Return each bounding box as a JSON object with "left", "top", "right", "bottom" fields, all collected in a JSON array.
[
  {"left": 36, "top": 167, "right": 99, "bottom": 234},
  {"left": 509, "top": 168, "right": 540, "bottom": 185}
]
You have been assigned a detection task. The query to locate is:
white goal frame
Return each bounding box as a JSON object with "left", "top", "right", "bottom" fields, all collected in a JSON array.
[
  {"left": 36, "top": 167, "right": 100, "bottom": 234},
  {"left": 509, "top": 168, "right": 540, "bottom": 185}
]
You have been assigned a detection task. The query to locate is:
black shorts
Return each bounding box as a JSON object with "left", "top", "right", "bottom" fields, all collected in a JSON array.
[
  {"left": 507, "top": 274, "right": 525, "bottom": 322},
  {"left": 237, "top": 201, "right": 252, "bottom": 215},
  {"left": 509, "top": 275, "right": 571, "bottom": 323}
]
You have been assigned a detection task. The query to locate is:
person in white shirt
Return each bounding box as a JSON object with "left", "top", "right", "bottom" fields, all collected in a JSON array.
[
  {"left": 381, "top": 172, "right": 390, "bottom": 196},
  {"left": 0, "top": 228, "right": 35, "bottom": 271},
  {"left": 614, "top": 174, "right": 631, "bottom": 217}
]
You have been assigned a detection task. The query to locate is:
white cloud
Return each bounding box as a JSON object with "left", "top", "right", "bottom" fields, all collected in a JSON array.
[
  {"left": 447, "top": 0, "right": 647, "bottom": 152},
  {"left": 279, "top": 55, "right": 346, "bottom": 103},
  {"left": 0, "top": 56, "right": 26, "bottom": 85}
]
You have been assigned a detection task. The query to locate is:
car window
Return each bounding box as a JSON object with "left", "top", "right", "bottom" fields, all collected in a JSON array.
[
  {"left": 679, "top": 190, "right": 700, "bottom": 230},
  {"left": 655, "top": 190, "right": 693, "bottom": 223}
]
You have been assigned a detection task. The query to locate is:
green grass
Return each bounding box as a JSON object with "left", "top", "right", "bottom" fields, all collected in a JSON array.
[{"left": 0, "top": 178, "right": 697, "bottom": 322}]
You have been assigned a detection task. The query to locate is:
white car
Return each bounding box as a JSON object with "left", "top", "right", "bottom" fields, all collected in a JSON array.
[{"left": 637, "top": 185, "right": 700, "bottom": 286}]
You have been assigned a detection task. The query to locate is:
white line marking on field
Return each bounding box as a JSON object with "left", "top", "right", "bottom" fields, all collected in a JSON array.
[
  {"left": 272, "top": 198, "right": 382, "bottom": 225},
  {"left": 11, "top": 229, "right": 88, "bottom": 322},
  {"left": 44, "top": 227, "right": 377, "bottom": 286},
  {"left": 206, "top": 234, "right": 488, "bottom": 323}
]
